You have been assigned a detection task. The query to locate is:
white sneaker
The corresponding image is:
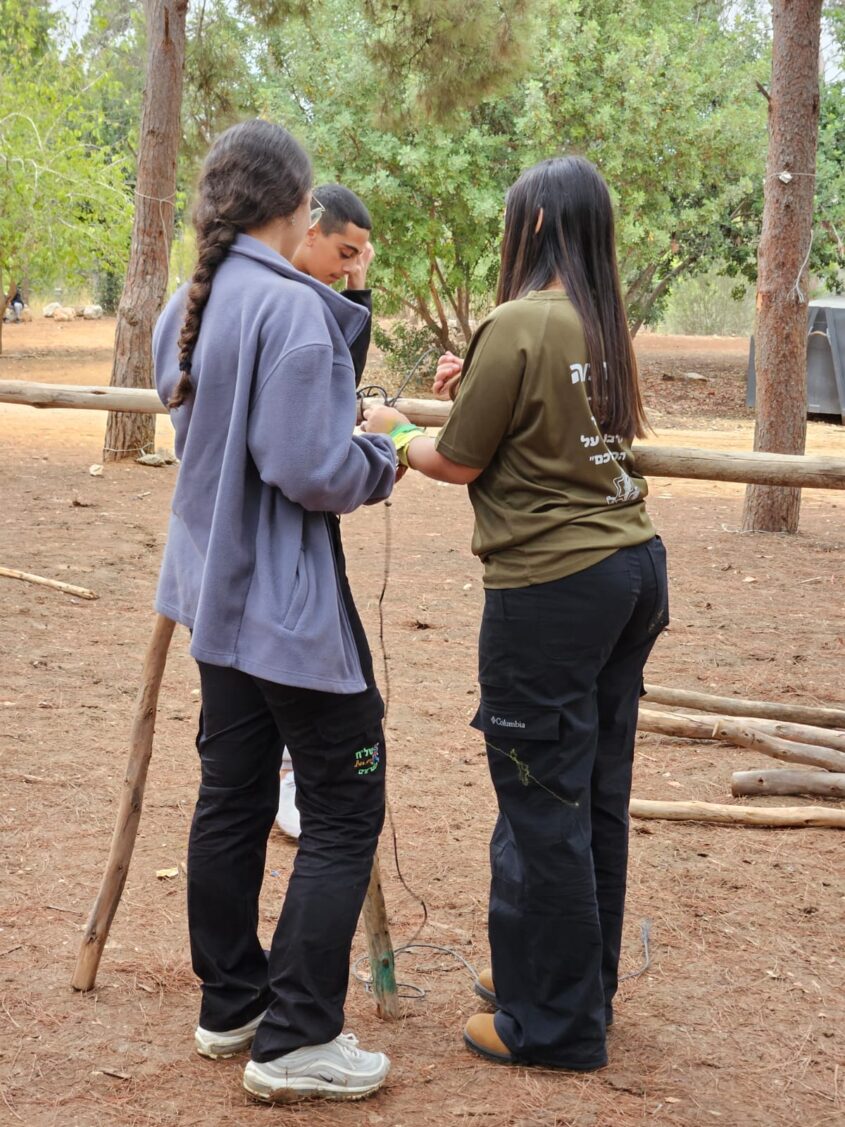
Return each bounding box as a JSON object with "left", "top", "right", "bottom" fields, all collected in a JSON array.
[
  {"left": 275, "top": 771, "right": 301, "bottom": 839},
  {"left": 243, "top": 1032, "right": 390, "bottom": 1102},
  {"left": 195, "top": 1009, "right": 267, "bottom": 1059}
]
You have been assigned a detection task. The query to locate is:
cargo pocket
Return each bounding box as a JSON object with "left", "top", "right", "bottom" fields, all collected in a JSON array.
[
  {"left": 470, "top": 700, "right": 561, "bottom": 743},
  {"left": 471, "top": 687, "right": 581, "bottom": 813}
]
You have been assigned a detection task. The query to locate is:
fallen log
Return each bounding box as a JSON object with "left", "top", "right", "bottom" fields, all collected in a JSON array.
[
  {"left": 640, "top": 706, "right": 845, "bottom": 752},
  {"left": 643, "top": 685, "right": 845, "bottom": 729},
  {"left": 629, "top": 798, "right": 845, "bottom": 828},
  {"left": 0, "top": 565, "right": 97, "bottom": 600},
  {"left": 709, "top": 720, "right": 845, "bottom": 772},
  {"left": 3, "top": 381, "right": 845, "bottom": 489},
  {"left": 638, "top": 708, "right": 845, "bottom": 771},
  {"left": 731, "top": 769, "right": 845, "bottom": 799}
]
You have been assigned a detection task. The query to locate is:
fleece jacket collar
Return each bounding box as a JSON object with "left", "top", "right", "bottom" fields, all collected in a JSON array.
[{"left": 229, "top": 233, "right": 368, "bottom": 347}]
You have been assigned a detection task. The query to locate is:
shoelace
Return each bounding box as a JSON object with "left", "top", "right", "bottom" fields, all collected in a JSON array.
[{"left": 336, "top": 1033, "right": 363, "bottom": 1061}]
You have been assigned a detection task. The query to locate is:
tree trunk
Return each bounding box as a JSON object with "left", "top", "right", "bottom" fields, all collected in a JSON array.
[
  {"left": 742, "top": 0, "right": 822, "bottom": 533},
  {"left": 102, "top": 0, "right": 188, "bottom": 463}
]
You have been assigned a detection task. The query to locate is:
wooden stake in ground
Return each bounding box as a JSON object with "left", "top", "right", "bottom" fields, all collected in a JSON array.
[
  {"left": 72, "top": 614, "right": 400, "bottom": 1018},
  {"left": 0, "top": 566, "right": 96, "bottom": 600},
  {"left": 361, "top": 854, "right": 401, "bottom": 1019},
  {"left": 731, "top": 769, "right": 845, "bottom": 800},
  {"left": 72, "top": 614, "right": 175, "bottom": 990},
  {"left": 742, "top": 0, "right": 823, "bottom": 533},
  {"left": 643, "top": 684, "right": 845, "bottom": 729},
  {"left": 629, "top": 798, "right": 845, "bottom": 829}
]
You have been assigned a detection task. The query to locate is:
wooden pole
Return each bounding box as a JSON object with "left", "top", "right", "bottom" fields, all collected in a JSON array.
[
  {"left": 629, "top": 798, "right": 845, "bottom": 828},
  {"left": 72, "top": 613, "right": 175, "bottom": 991},
  {"left": 4, "top": 381, "right": 845, "bottom": 490},
  {"left": 639, "top": 706, "right": 845, "bottom": 753},
  {"left": 0, "top": 381, "right": 169, "bottom": 413},
  {"left": 361, "top": 854, "right": 401, "bottom": 1019},
  {"left": 731, "top": 769, "right": 845, "bottom": 799},
  {"left": 643, "top": 685, "right": 845, "bottom": 729},
  {"left": 0, "top": 566, "right": 97, "bottom": 600}
]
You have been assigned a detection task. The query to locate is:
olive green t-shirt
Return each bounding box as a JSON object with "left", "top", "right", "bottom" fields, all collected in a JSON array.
[{"left": 434, "top": 291, "right": 655, "bottom": 589}]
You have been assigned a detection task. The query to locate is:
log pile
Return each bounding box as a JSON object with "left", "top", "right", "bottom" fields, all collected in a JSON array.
[{"left": 634, "top": 686, "right": 845, "bottom": 828}]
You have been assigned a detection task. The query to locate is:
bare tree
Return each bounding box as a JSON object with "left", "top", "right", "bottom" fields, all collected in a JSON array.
[
  {"left": 742, "top": 0, "right": 822, "bottom": 533},
  {"left": 103, "top": 0, "right": 188, "bottom": 463}
]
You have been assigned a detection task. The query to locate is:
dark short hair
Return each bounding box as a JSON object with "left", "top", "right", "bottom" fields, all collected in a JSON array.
[{"left": 314, "top": 184, "right": 372, "bottom": 235}]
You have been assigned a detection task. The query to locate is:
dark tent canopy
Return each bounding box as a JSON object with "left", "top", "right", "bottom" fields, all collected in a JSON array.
[{"left": 747, "top": 297, "right": 845, "bottom": 423}]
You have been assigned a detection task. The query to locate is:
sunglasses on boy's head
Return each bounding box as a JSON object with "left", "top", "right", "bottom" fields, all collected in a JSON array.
[{"left": 309, "top": 196, "right": 325, "bottom": 227}]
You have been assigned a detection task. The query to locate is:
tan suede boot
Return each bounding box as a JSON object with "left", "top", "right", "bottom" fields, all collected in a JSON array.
[
  {"left": 463, "top": 1013, "right": 516, "bottom": 1064},
  {"left": 473, "top": 968, "right": 497, "bottom": 1007}
]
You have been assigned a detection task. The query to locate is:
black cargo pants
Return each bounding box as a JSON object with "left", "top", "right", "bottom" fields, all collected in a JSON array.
[
  {"left": 472, "top": 536, "right": 669, "bottom": 1069},
  {"left": 187, "top": 521, "right": 385, "bottom": 1063}
]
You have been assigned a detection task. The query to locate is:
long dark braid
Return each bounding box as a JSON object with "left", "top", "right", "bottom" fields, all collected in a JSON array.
[{"left": 169, "top": 119, "right": 312, "bottom": 409}]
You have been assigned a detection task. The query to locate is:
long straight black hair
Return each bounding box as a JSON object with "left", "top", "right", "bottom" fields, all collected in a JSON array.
[{"left": 497, "top": 156, "right": 647, "bottom": 440}]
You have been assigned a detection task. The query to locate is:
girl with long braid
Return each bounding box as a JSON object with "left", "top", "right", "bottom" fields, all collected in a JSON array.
[
  {"left": 363, "top": 156, "right": 669, "bottom": 1072},
  {"left": 153, "top": 120, "right": 395, "bottom": 1103}
]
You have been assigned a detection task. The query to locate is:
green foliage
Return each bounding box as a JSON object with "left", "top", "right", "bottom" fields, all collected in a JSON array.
[
  {"left": 259, "top": 0, "right": 771, "bottom": 346},
  {"left": 95, "top": 270, "right": 123, "bottom": 314},
  {"left": 659, "top": 269, "right": 755, "bottom": 336},
  {"left": 362, "top": 0, "right": 539, "bottom": 121},
  {"left": 0, "top": 0, "right": 54, "bottom": 64},
  {"left": 8, "top": 0, "right": 842, "bottom": 356},
  {"left": 371, "top": 320, "right": 438, "bottom": 387},
  {"left": 0, "top": 3, "right": 132, "bottom": 314},
  {"left": 182, "top": 1, "right": 266, "bottom": 163},
  {"left": 811, "top": 79, "right": 845, "bottom": 292}
]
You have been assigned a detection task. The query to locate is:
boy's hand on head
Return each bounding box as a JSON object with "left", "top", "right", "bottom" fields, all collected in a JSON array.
[
  {"left": 361, "top": 405, "right": 409, "bottom": 433},
  {"left": 347, "top": 242, "right": 375, "bottom": 290},
  {"left": 433, "top": 352, "right": 463, "bottom": 399}
]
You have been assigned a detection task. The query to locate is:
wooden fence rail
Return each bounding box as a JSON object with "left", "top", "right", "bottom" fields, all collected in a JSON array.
[{"left": 3, "top": 380, "right": 845, "bottom": 489}]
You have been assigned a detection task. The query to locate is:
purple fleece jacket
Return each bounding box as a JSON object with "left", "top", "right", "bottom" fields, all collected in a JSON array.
[{"left": 153, "top": 234, "right": 396, "bottom": 692}]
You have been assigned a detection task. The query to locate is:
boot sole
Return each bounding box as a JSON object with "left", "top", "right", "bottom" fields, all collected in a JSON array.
[{"left": 473, "top": 981, "right": 498, "bottom": 1007}]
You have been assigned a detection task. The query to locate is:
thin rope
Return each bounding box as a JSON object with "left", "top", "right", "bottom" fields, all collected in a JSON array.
[
  {"left": 102, "top": 442, "right": 155, "bottom": 456},
  {"left": 134, "top": 189, "right": 174, "bottom": 272},
  {"left": 765, "top": 170, "right": 817, "bottom": 181},
  {"left": 792, "top": 229, "right": 814, "bottom": 304}
]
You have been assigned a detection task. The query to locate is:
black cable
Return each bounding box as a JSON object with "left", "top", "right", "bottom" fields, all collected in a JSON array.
[{"left": 385, "top": 345, "right": 438, "bottom": 405}]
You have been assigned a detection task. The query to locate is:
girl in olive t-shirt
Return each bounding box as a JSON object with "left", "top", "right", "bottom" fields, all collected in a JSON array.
[{"left": 363, "top": 157, "right": 669, "bottom": 1072}]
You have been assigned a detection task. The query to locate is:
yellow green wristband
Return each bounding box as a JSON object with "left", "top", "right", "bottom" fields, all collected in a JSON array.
[{"left": 389, "top": 424, "right": 425, "bottom": 467}]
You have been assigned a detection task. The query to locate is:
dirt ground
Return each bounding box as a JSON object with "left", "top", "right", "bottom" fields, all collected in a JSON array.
[{"left": 1, "top": 319, "right": 844, "bottom": 1127}]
